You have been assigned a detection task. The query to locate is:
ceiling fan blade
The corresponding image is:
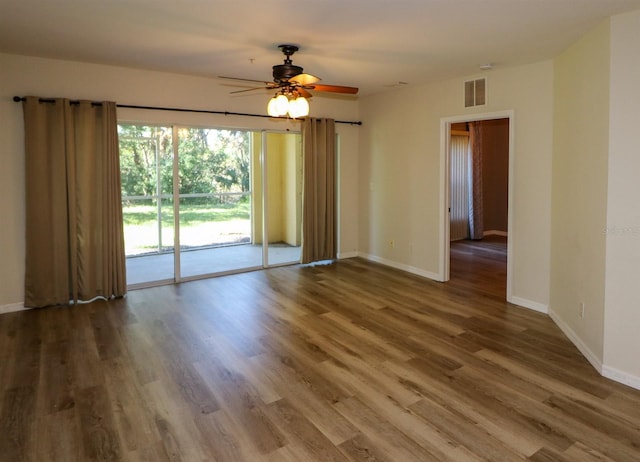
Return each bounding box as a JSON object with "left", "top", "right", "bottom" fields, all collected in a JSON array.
[
  {"left": 219, "top": 75, "right": 271, "bottom": 85},
  {"left": 230, "top": 87, "right": 268, "bottom": 94},
  {"left": 296, "top": 88, "right": 313, "bottom": 99},
  {"left": 308, "top": 84, "right": 359, "bottom": 95},
  {"left": 289, "top": 73, "right": 320, "bottom": 86}
]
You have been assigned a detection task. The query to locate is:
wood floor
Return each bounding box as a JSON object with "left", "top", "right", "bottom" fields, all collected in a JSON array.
[{"left": 2, "top": 242, "right": 640, "bottom": 461}]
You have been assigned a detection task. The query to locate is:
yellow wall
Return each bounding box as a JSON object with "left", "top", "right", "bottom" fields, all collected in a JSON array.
[
  {"left": 550, "top": 19, "right": 611, "bottom": 365},
  {"left": 251, "top": 133, "right": 302, "bottom": 246},
  {"left": 282, "top": 134, "right": 302, "bottom": 246},
  {"left": 266, "top": 134, "right": 285, "bottom": 243}
]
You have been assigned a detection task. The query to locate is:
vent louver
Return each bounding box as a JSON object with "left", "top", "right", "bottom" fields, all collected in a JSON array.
[{"left": 464, "top": 78, "right": 486, "bottom": 108}]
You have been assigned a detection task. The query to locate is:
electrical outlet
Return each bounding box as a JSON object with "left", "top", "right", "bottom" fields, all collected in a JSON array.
[
  {"left": 579, "top": 302, "right": 585, "bottom": 318},
  {"left": 389, "top": 239, "right": 395, "bottom": 248}
]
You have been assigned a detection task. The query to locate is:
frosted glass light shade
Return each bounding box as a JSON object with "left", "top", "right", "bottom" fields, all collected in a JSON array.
[
  {"left": 275, "top": 94, "right": 289, "bottom": 115},
  {"left": 288, "top": 96, "right": 309, "bottom": 118},
  {"left": 267, "top": 94, "right": 290, "bottom": 117},
  {"left": 267, "top": 97, "right": 279, "bottom": 116}
]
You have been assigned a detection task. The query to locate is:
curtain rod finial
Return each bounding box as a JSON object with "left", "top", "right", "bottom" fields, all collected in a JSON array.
[{"left": 13, "top": 96, "right": 24, "bottom": 102}]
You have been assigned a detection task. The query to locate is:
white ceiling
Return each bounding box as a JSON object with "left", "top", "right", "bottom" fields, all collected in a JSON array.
[{"left": 1, "top": 0, "right": 640, "bottom": 96}]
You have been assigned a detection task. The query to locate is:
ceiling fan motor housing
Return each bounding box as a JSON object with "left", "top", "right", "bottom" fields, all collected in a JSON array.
[
  {"left": 273, "top": 44, "right": 303, "bottom": 83},
  {"left": 272, "top": 63, "right": 303, "bottom": 83}
]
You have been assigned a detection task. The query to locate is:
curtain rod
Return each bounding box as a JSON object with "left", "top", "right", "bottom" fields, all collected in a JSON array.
[{"left": 12, "top": 96, "right": 362, "bottom": 126}]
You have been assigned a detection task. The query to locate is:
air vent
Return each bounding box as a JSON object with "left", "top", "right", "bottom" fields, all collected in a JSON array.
[{"left": 464, "top": 78, "right": 486, "bottom": 108}]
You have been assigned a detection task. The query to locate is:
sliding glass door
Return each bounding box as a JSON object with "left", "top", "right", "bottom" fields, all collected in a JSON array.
[{"left": 120, "top": 124, "right": 302, "bottom": 287}]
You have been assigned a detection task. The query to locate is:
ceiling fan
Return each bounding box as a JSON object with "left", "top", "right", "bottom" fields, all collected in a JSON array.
[{"left": 219, "top": 44, "right": 358, "bottom": 118}]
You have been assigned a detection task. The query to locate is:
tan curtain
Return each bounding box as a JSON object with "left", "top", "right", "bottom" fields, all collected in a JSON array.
[
  {"left": 22, "top": 96, "right": 126, "bottom": 308},
  {"left": 468, "top": 122, "right": 484, "bottom": 240},
  {"left": 301, "top": 118, "right": 337, "bottom": 264}
]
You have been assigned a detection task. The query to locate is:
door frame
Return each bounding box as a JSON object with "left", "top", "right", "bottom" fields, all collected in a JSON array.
[{"left": 439, "top": 109, "right": 515, "bottom": 301}]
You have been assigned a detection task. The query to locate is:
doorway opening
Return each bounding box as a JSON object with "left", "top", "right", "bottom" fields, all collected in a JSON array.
[{"left": 440, "top": 111, "right": 514, "bottom": 301}]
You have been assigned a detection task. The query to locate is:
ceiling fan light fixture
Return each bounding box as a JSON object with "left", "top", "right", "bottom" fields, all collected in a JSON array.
[
  {"left": 267, "top": 96, "right": 279, "bottom": 117},
  {"left": 288, "top": 95, "right": 309, "bottom": 119},
  {"left": 267, "top": 93, "right": 289, "bottom": 117}
]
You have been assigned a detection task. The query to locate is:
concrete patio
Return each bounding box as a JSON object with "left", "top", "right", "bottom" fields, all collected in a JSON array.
[{"left": 126, "top": 243, "right": 301, "bottom": 286}]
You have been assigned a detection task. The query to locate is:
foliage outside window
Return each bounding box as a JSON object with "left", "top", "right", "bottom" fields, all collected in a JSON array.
[{"left": 118, "top": 124, "right": 253, "bottom": 255}]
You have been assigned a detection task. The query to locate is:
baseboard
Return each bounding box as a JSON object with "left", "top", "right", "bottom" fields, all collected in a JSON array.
[
  {"left": 548, "top": 308, "right": 604, "bottom": 374},
  {"left": 337, "top": 251, "right": 359, "bottom": 259},
  {"left": 509, "top": 296, "right": 549, "bottom": 314},
  {"left": 602, "top": 365, "right": 640, "bottom": 391},
  {"left": 547, "top": 308, "right": 640, "bottom": 391},
  {"left": 0, "top": 302, "right": 28, "bottom": 315},
  {"left": 483, "top": 230, "right": 508, "bottom": 237},
  {"left": 358, "top": 253, "right": 443, "bottom": 281}
]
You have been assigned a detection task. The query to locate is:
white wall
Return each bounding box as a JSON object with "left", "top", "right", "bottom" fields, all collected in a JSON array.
[
  {"left": 550, "top": 19, "right": 611, "bottom": 368},
  {"left": 604, "top": 9, "right": 640, "bottom": 387},
  {"left": 0, "top": 53, "right": 360, "bottom": 309},
  {"left": 545, "top": 10, "right": 640, "bottom": 390},
  {"left": 358, "top": 60, "right": 554, "bottom": 309}
]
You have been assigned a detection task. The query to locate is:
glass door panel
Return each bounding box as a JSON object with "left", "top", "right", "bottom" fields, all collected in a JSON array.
[
  {"left": 119, "top": 124, "right": 175, "bottom": 285},
  {"left": 177, "top": 128, "right": 262, "bottom": 278}
]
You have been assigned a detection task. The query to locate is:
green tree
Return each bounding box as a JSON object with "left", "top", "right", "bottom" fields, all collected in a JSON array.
[
  {"left": 118, "top": 124, "right": 172, "bottom": 199},
  {"left": 119, "top": 125, "right": 251, "bottom": 200}
]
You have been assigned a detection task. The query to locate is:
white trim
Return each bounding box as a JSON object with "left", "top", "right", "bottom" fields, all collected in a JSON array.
[
  {"left": 439, "top": 110, "right": 515, "bottom": 301},
  {"left": 548, "top": 308, "right": 604, "bottom": 374},
  {"left": 483, "top": 229, "right": 508, "bottom": 237},
  {"left": 438, "top": 119, "right": 450, "bottom": 281},
  {"left": 338, "top": 251, "right": 359, "bottom": 259},
  {"left": 359, "top": 253, "right": 443, "bottom": 281},
  {"left": 602, "top": 365, "right": 640, "bottom": 391},
  {"left": 172, "top": 126, "right": 182, "bottom": 282},
  {"left": 261, "top": 130, "right": 269, "bottom": 267},
  {"left": 0, "top": 302, "right": 28, "bottom": 315},
  {"left": 509, "top": 296, "right": 548, "bottom": 314},
  {"left": 545, "top": 307, "right": 640, "bottom": 391}
]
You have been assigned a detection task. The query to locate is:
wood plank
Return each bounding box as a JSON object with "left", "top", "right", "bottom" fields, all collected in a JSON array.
[
  {"left": 246, "top": 352, "right": 360, "bottom": 446},
  {"left": 34, "top": 408, "right": 83, "bottom": 461},
  {"left": 0, "top": 386, "right": 37, "bottom": 460},
  {"left": 409, "top": 397, "right": 529, "bottom": 462},
  {"left": 75, "top": 385, "right": 123, "bottom": 461},
  {"left": 334, "top": 396, "right": 442, "bottom": 462},
  {"left": 101, "top": 357, "right": 161, "bottom": 454},
  {"left": 141, "top": 378, "right": 212, "bottom": 462},
  {"left": 38, "top": 339, "right": 75, "bottom": 415},
  {"left": 264, "top": 398, "right": 348, "bottom": 461},
  {"left": 194, "top": 409, "right": 264, "bottom": 462},
  {"left": 338, "top": 432, "right": 398, "bottom": 462},
  {"left": 193, "top": 354, "right": 288, "bottom": 455}
]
